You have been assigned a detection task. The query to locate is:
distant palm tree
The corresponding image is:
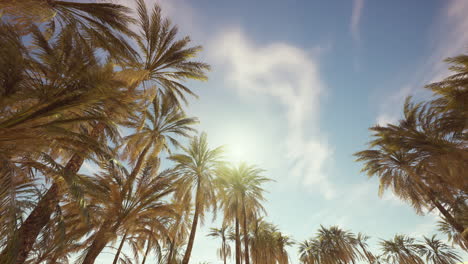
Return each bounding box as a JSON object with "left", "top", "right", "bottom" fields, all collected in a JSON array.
[
  {"left": 372, "top": 254, "right": 388, "bottom": 264},
  {"left": 317, "top": 225, "right": 360, "bottom": 264},
  {"left": 380, "top": 235, "right": 424, "bottom": 264},
  {"left": 419, "top": 235, "right": 462, "bottom": 264},
  {"left": 299, "top": 226, "right": 361, "bottom": 264},
  {"left": 249, "top": 219, "right": 293, "bottom": 264},
  {"left": 208, "top": 225, "right": 232, "bottom": 264},
  {"left": 356, "top": 232, "right": 375, "bottom": 263},
  {"left": 298, "top": 239, "right": 322, "bottom": 264},
  {"left": 169, "top": 133, "right": 224, "bottom": 264},
  {"left": 217, "top": 163, "right": 270, "bottom": 264}
]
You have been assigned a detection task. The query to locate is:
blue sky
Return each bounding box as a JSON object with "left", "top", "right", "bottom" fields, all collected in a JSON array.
[{"left": 94, "top": 0, "right": 468, "bottom": 263}]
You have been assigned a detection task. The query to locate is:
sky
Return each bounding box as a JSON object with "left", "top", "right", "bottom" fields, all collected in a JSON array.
[{"left": 94, "top": 0, "right": 468, "bottom": 263}]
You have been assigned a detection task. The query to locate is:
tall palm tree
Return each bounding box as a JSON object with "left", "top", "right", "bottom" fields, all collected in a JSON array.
[
  {"left": 249, "top": 219, "right": 293, "bottom": 264},
  {"left": 0, "top": 22, "right": 132, "bottom": 264},
  {"left": 354, "top": 99, "right": 467, "bottom": 244},
  {"left": 81, "top": 91, "right": 195, "bottom": 263},
  {"left": 299, "top": 226, "right": 361, "bottom": 264},
  {"left": 129, "top": 0, "right": 210, "bottom": 105},
  {"left": 355, "top": 54, "right": 468, "bottom": 247},
  {"left": 356, "top": 233, "right": 375, "bottom": 263},
  {"left": 169, "top": 132, "right": 224, "bottom": 264},
  {"left": 79, "top": 158, "right": 177, "bottom": 264},
  {"left": 208, "top": 225, "right": 232, "bottom": 264},
  {"left": 419, "top": 235, "right": 462, "bottom": 264},
  {"left": 121, "top": 92, "right": 198, "bottom": 192},
  {"left": 165, "top": 195, "right": 192, "bottom": 264},
  {"left": 380, "top": 235, "right": 424, "bottom": 264},
  {"left": 1, "top": 0, "right": 210, "bottom": 260},
  {"left": 216, "top": 163, "right": 270, "bottom": 264},
  {"left": 317, "top": 225, "right": 360, "bottom": 264},
  {"left": 298, "top": 239, "right": 324, "bottom": 264}
]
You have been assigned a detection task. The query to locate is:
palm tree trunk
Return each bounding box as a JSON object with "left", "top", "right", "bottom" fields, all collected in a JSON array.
[
  {"left": 410, "top": 169, "right": 467, "bottom": 242},
  {"left": 0, "top": 123, "right": 105, "bottom": 264},
  {"left": 0, "top": 182, "right": 59, "bottom": 264},
  {"left": 82, "top": 222, "right": 115, "bottom": 264},
  {"left": 222, "top": 238, "right": 227, "bottom": 264},
  {"left": 181, "top": 182, "right": 201, "bottom": 264},
  {"left": 430, "top": 196, "right": 467, "bottom": 239},
  {"left": 124, "top": 143, "right": 151, "bottom": 195},
  {"left": 242, "top": 197, "right": 250, "bottom": 264},
  {"left": 141, "top": 237, "right": 152, "bottom": 264},
  {"left": 423, "top": 185, "right": 465, "bottom": 233},
  {"left": 167, "top": 239, "right": 176, "bottom": 263},
  {"left": 82, "top": 236, "right": 109, "bottom": 264},
  {"left": 235, "top": 215, "right": 241, "bottom": 264},
  {"left": 112, "top": 231, "right": 128, "bottom": 264}
]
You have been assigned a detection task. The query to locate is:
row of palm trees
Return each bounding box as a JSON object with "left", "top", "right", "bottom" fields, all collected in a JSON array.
[
  {"left": 0, "top": 1, "right": 277, "bottom": 263},
  {"left": 354, "top": 54, "right": 468, "bottom": 250},
  {"left": 298, "top": 226, "right": 463, "bottom": 264},
  {"left": 208, "top": 219, "right": 293, "bottom": 264},
  {"left": 0, "top": 0, "right": 226, "bottom": 263}
]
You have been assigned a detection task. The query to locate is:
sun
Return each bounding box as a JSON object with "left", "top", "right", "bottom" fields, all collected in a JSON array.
[{"left": 222, "top": 124, "right": 262, "bottom": 165}]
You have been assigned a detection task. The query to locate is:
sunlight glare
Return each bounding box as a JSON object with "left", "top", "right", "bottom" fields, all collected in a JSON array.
[{"left": 223, "top": 124, "right": 262, "bottom": 165}]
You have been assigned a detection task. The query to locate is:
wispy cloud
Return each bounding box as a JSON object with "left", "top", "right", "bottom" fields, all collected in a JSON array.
[
  {"left": 376, "top": 0, "right": 468, "bottom": 125},
  {"left": 209, "top": 28, "right": 335, "bottom": 199},
  {"left": 350, "top": 0, "right": 365, "bottom": 42}
]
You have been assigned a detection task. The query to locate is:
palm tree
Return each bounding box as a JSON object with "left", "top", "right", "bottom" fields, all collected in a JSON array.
[
  {"left": 380, "top": 235, "right": 424, "bottom": 264},
  {"left": 128, "top": 0, "right": 210, "bottom": 105},
  {"left": 372, "top": 254, "right": 388, "bottom": 264},
  {"left": 80, "top": 91, "right": 195, "bottom": 263},
  {"left": 299, "top": 226, "right": 361, "bottom": 264},
  {"left": 1, "top": 0, "right": 210, "bottom": 261},
  {"left": 317, "top": 225, "right": 360, "bottom": 264},
  {"left": 216, "top": 163, "right": 270, "bottom": 264},
  {"left": 79, "top": 158, "right": 177, "bottom": 264},
  {"left": 0, "top": 0, "right": 137, "bottom": 61},
  {"left": 354, "top": 99, "right": 467, "bottom": 245},
  {"left": 419, "top": 235, "right": 462, "bottom": 264},
  {"left": 208, "top": 225, "right": 232, "bottom": 264},
  {"left": 298, "top": 239, "right": 323, "bottom": 264},
  {"left": 438, "top": 215, "right": 468, "bottom": 250},
  {"left": 249, "top": 219, "right": 293, "bottom": 264},
  {"left": 120, "top": 92, "right": 198, "bottom": 193},
  {"left": 0, "top": 22, "right": 133, "bottom": 264},
  {"left": 298, "top": 240, "right": 311, "bottom": 263},
  {"left": 355, "top": 54, "right": 468, "bottom": 246},
  {"left": 165, "top": 196, "right": 192, "bottom": 264},
  {"left": 425, "top": 54, "right": 468, "bottom": 137},
  {"left": 169, "top": 133, "right": 224, "bottom": 264},
  {"left": 356, "top": 233, "right": 375, "bottom": 263}
]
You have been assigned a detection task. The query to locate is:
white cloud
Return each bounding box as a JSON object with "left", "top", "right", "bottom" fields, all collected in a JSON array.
[
  {"left": 350, "top": 0, "right": 365, "bottom": 42},
  {"left": 376, "top": 0, "right": 468, "bottom": 125},
  {"left": 209, "top": 28, "right": 335, "bottom": 199}
]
